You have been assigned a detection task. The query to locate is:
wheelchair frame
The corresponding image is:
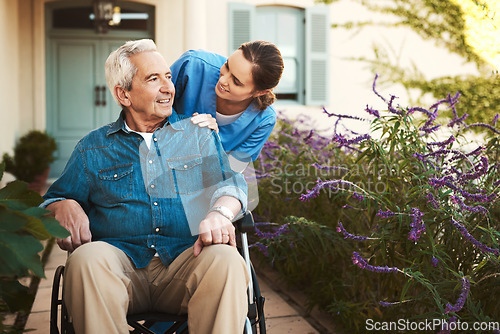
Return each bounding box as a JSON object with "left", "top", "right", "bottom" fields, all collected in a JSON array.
[{"left": 50, "top": 212, "right": 266, "bottom": 334}]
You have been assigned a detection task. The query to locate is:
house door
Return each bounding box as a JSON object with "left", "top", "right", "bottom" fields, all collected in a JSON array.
[{"left": 46, "top": 2, "right": 154, "bottom": 177}]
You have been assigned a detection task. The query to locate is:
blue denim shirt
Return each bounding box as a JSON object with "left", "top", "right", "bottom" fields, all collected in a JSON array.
[
  {"left": 170, "top": 49, "right": 277, "bottom": 161},
  {"left": 42, "top": 110, "right": 247, "bottom": 268}
]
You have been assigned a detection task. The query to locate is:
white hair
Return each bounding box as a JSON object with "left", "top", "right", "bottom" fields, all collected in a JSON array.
[{"left": 105, "top": 39, "right": 158, "bottom": 106}]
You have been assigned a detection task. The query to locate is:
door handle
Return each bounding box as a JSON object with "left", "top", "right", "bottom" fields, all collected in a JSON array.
[
  {"left": 95, "top": 86, "right": 101, "bottom": 106},
  {"left": 100, "top": 86, "right": 107, "bottom": 107}
]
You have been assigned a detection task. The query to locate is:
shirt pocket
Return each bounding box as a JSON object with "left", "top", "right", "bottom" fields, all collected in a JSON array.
[
  {"left": 167, "top": 156, "right": 203, "bottom": 195},
  {"left": 98, "top": 163, "right": 133, "bottom": 204}
]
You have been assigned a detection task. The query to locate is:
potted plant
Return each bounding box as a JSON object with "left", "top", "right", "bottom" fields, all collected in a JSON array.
[
  {"left": 0, "top": 162, "right": 69, "bottom": 332},
  {"left": 2, "top": 130, "right": 57, "bottom": 193}
]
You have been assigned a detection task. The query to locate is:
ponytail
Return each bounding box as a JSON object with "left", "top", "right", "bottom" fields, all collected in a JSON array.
[
  {"left": 239, "top": 41, "right": 284, "bottom": 110},
  {"left": 255, "top": 91, "right": 276, "bottom": 111}
]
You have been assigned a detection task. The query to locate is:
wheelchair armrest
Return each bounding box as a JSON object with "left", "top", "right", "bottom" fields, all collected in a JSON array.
[{"left": 234, "top": 211, "right": 255, "bottom": 233}]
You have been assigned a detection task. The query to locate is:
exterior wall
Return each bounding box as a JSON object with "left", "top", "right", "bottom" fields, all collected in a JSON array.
[
  {"left": 0, "top": 0, "right": 20, "bottom": 156},
  {"left": 0, "top": 0, "right": 483, "bottom": 163},
  {"left": 327, "top": 0, "right": 480, "bottom": 134}
]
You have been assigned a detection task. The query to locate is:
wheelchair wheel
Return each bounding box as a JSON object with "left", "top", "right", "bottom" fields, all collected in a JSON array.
[
  {"left": 50, "top": 265, "right": 74, "bottom": 334},
  {"left": 248, "top": 263, "right": 266, "bottom": 334}
]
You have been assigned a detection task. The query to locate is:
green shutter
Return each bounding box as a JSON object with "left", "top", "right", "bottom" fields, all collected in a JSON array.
[
  {"left": 305, "top": 5, "right": 330, "bottom": 106},
  {"left": 228, "top": 2, "right": 255, "bottom": 53}
]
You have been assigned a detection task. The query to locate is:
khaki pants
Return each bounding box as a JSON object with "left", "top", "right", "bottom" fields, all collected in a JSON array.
[{"left": 63, "top": 241, "right": 249, "bottom": 334}]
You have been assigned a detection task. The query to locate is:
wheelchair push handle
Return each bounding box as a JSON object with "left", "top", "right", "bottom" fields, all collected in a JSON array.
[{"left": 234, "top": 211, "right": 255, "bottom": 233}]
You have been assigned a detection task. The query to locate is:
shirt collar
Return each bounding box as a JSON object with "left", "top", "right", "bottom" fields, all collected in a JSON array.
[{"left": 106, "top": 109, "right": 185, "bottom": 137}]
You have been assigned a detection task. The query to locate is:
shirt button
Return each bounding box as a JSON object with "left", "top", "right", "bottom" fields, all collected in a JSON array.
[
  {"left": 184, "top": 165, "right": 188, "bottom": 169},
  {"left": 151, "top": 244, "right": 155, "bottom": 248},
  {"left": 149, "top": 160, "right": 153, "bottom": 164},
  {"left": 114, "top": 174, "right": 118, "bottom": 178},
  {"left": 153, "top": 138, "right": 158, "bottom": 142},
  {"left": 153, "top": 202, "right": 158, "bottom": 206},
  {"left": 151, "top": 184, "right": 155, "bottom": 189},
  {"left": 155, "top": 228, "right": 160, "bottom": 232}
]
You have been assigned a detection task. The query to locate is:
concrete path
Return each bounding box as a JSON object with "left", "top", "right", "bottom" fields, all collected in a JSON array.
[{"left": 25, "top": 245, "right": 324, "bottom": 333}]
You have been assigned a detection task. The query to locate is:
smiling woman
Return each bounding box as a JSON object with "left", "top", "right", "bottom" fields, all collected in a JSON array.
[{"left": 170, "top": 41, "right": 284, "bottom": 163}]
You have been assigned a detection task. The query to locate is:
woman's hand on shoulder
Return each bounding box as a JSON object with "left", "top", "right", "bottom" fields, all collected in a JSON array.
[{"left": 191, "top": 112, "right": 219, "bottom": 133}]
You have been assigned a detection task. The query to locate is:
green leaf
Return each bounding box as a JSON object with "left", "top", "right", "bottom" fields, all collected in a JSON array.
[
  {"left": 0, "top": 204, "right": 28, "bottom": 232},
  {"left": 21, "top": 206, "right": 70, "bottom": 239},
  {"left": 23, "top": 215, "right": 52, "bottom": 240},
  {"left": 40, "top": 215, "right": 70, "bottom": 239},
  {"left": 0, "top": 279, "right": 33, "bottom": 313},
  {"left": 0, "top": 232, "right": 44, "bottom": 278},
  {"left": 0, "top": 180, "right": 42, "bottom": 207}
]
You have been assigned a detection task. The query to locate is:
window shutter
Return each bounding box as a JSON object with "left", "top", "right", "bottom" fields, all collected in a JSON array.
[
  {"left": 228, "top": 3, "right": 255, "bottom": 53},
  {"left": 305, "top": 5, "right": 330, "bottom": 106}
]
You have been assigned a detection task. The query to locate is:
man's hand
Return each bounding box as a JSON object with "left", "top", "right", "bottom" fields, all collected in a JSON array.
[
  {"left": 191, "top": 112, "right": 219, "bottom": 133},
  {"left": 193, "top": 211, "right": 235, "bottom": 257},
  {"left": 46, "top": 199, "right": 91, "bottom": 252}
]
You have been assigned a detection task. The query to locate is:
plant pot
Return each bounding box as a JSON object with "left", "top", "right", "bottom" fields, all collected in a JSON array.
[{"left": 28, "top": 167, "right": 50, "bottom": 194}]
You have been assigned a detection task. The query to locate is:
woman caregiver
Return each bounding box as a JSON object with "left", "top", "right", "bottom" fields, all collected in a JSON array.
[{"left": 170, "top": 40, "right": 284, "bottom": 166}]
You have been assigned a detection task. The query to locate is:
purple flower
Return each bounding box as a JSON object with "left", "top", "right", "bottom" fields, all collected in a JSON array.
[
  {"left": 408, "top": 208, "right": 425, "bottom": 242},
  {"left": 445, "top": 277, "right": 470, "bottom": 314},
  {"left": 379, "top": 301, "right": 397, "bottom": 307},
  {"left": 493, "top": 113, "right": 499, "bottom": 126},
  {"left": 351, "top": 252, "right": 401, "bottom": 274},
  {"left": 303, "top": 130, "right": 314, "bottom": 142},
  {"left": 254, "top": 223, "right": 290, "bottom": 240},
  {"left": 426, "top": 193, "right": 440, "bottom": 209},
  {"left": 428, "top": 175, "right": 455, "bottom": 188},
  {"left": 300, "top": 179, "right": 358, "bottom": 201},
  {"left": 450, "top": 218, "right": 499, "bottom": 256},
  {"left": 456, "top": 156, "right": 489, "bottom": 183},
  {"left": 352, "top": 192, "right": 364, "bottom": 201},
  {"left": 459, "top": 189, "right": 496, "bottom": 203},
  {"left": 376, "top": 209, "right": 396, "bottom": 218},
  {"left": 438, "top": 316, "right": 457, "bottom": 334},
  {"left": 333, "top": 133, "right": 371, "bottom": 146},
  {"left": 448, "top": 112, "right": 468, "bottom": 128},
  {"left": 431, "top": 256, "right": 439, "bottom": 267},
  {"left": 387, "top": 94, "right": 401, "bottom": 115},
  {"left": 467, "top": 122, "right": 500, "bottom": 134},
  {"left": 409, "top": 106, "right": 437, "bottom": 120},
  {"left": 427, "top": 135, "right": 455, "bottom": 148},
  {"left": 251, "top": 242, "right": 269, "bottom": 257},
  {"left": 336, "top": 222, "right": 368, "bottom": 241},
  {"left": 451, "top": 195, "right": 489, "bottom": 216},
  {"left": 365, "top": 105, "right": 380, "bottom": 118},
  {"left": 322, "top": 107, "right": 368, "bottom": 121},
  {"left": 420, "top": 124, "right": 441, "bottom": 134}
]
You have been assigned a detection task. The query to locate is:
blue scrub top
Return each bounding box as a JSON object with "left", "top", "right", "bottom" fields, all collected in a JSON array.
[{"left": 170, "top": 49, "right": 277, "bottom": 161}]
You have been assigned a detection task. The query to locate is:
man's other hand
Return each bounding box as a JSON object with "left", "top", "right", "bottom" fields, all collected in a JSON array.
[
  {"left": 193, "top": 211, "right": 235, "bottom": 256},
  {"left": 46, "top": 199, "right": 91, "bottom": 252}
]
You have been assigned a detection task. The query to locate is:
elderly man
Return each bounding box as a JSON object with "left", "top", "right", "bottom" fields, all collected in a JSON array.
[{"left": 42, "top": 39, "right": 249, "bottom": 334}]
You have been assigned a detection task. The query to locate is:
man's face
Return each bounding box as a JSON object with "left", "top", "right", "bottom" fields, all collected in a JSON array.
[
  {"left": 125, "top": 51, "right": 174, "bottom": 122},
  {"left": 215, "top": 49, "right": 258, "bottom": 103}
]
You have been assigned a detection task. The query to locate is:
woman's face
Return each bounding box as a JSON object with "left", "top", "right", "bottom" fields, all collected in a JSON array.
[{"left": 216, "top": 49, "right": 260, "bottom": 103}]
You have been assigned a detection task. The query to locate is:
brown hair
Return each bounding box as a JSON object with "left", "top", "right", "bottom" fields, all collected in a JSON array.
[{"left": 238, "top": 40, "right": 284, "bottom": 111}]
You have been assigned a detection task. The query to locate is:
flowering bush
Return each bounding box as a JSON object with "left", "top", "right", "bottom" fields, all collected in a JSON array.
[{"left": 253, "top": 76, "right": 500, "bottom": 331}]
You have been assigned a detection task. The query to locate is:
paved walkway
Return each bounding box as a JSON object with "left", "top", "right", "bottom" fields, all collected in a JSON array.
[{"left": 25, "top": 244, "right": 326, "bottom": 334}]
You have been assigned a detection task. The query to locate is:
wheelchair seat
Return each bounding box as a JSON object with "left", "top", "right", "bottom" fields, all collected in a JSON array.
[{"left": 50, "top": 212, "right": 266, "bottom": 334}]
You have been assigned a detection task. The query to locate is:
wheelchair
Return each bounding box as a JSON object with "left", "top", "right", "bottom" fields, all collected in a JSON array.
[{"left": 50, "top": 212, "right": 266, "bottom": 334}]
